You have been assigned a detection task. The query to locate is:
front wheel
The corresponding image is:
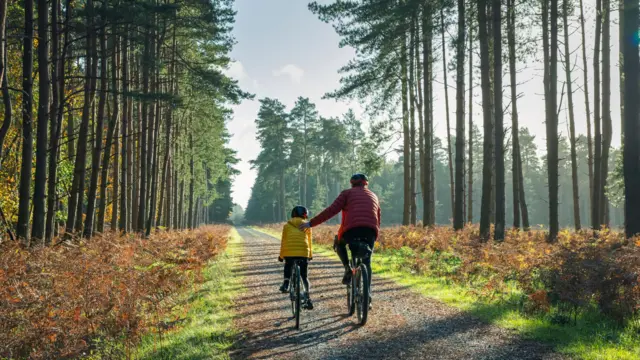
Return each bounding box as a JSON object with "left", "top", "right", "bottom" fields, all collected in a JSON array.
[
  {"left": 356, "top": 266, "right": 369, "bottom": 326},
  {"left": 294, "top": 264, "right": 301, "bottom": 329}
]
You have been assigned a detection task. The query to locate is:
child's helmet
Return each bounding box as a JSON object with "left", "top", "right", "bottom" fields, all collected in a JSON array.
[{"left": 291, "top": 205, "right": 308, "bottom": 219}]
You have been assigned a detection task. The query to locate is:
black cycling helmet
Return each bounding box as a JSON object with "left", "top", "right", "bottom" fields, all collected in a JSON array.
[
  {"left": 291, "top": 205, "right": 308, "bottom": 219},
  {"left": 350, "top": 173, "right": 369, "bottom": 187}
]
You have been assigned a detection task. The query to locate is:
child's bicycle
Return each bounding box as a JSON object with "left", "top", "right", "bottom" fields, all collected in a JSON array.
[
  {"left": 335, "top": 235, "right": 372, "bottom": 326},
  {"left": 288, "top": 259, "right": 307, "bottom": 329}
]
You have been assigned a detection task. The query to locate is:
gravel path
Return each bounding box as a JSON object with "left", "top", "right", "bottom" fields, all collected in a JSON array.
[{"left": 230, "top": 228, "right": 567, "bottom": 360}]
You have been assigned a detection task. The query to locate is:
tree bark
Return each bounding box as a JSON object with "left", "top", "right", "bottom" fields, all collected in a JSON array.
[
  {"left": 592, "top": 0, "right": 603, "bottom": 229},
  {"left": 453, "top": 0, "right": 465, "bottom": 230},
  {"left": 32, "top": 0, "right": 50, "bottom": 242},
  {"left": 440, "top": 7, "right": 455, "bottom": 222},
  {"left": 84, "top": 27, "right": 108, "bottom": 238},
  {"left": 467, "top": 17, "right": 473, "bottom": 224},
  {"left": 137, "top": 26, "right": 150, "bottom": 232},
  {"left": 492, "top": 0, "right": 505, "bottom": 241},
  {"left": 409, "top": 14, "right": 417, "bottom": 226},
  {"left": 401, "top": 22, "right": 411, "bottom": 225},
  {"left": 45, "top": 0, "right": 66, "bottom": 243},
  {"left": 622, "top": 0, "right": 640, "bottom": 238},
  {"left": 547, "top": 0, "right": 560, "bottom": 241},
  {"left": 17, "top": 0, "right": 35, "bottom": 242},
  {"left": 111, "top": 120, "right": 119, "bottom": 230},
  {"left": 0, "top": 0, "right": 10, "bottom": 156},
  {"left": 508, "top": 0, "right": 520, "bottom": 229},
  {"left": 188, "top": 131, "right": 194, "bottom": 229},
  {"left": 66, "top": 0, "right": 97, "bottom": 236},
  {"left": 478, "top": 0, "right": 493, "bottom": 240},
  {"left": 563, "top": 0, "right": 581, "bottom": 230},
  {"left": 577, "top": 0, "right": 594, "bottom": 211},
  {"left": 120, "top": 29, "right": 129, "bottom": 232},
  {"left": 600, "top": 0, "right": 612, "bottom": 227},
  {"left": 422, "top": 4, "right": 433, "bottom": 226}
]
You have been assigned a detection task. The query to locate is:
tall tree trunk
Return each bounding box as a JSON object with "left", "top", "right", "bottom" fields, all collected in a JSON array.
[
  {"left": 401, "top": 23, "right": 411, "bottom": 225},
  {"left": 188, "top": 132, "right": 194, "bottom": 229},
  {"left": 84, "top": 27, "right": 108, "bottom": 238},
  {"left": 622, "top": 0, "right": 640, "bottom": 238},
  {"left": 32, "top": 0, "right": 50, "bottom": 243},
  {"left": 120, "top": 29, "right": 129, "bottom": 232},
  {"left": 592, "top": 0, "right": 603, "bottom": 229},
  {"left": 492, "top": 0, "right": 505, "bottom": 241},
  {"left": 146, "top": 58, "right": 162, "bottom": 236},
  {"left": 440, "top": 6, "right": 455, "bottom": 221},
  {"left": 415, "top": 16, "right": 425, "bottom": 222},
  {"left": 17, "top": 0, "right": 35, "bottom": 242},
  {"left": 422, "top": 4, "right": 433, "bottom": 226},
  {"left": 619, "top": 0, "right": 625, "bottom": 143},
  {"left": 178, "top": 178, "right": 184, "bottom": 229},
  {"left": 467, "top": 18, "right": 473, "bottom": 224},
  {"left": 111, "top": 120, "right": 119, "bottom": 230},
  {"left": 45, "top": 0, "right": 68, "bottom": 242},
  {"left": 67, "top": 0, "right": 97, "bottom": 236},
  {"left": 409, "top": 14, "right": 418, "bottom": 225},
  {"left": 478, "top": 0, "right": 493, "bottom": 240},
  {"left": 563, "top": 0, "right": 581, "bottom": 230},
  {"left": 600, "top": 0, "right": 612, "bottom": 227},
  {"left": 508, "top": 0, "right": 520, "bottom": 229},
  {"left": 453, "top": 0, "right": 465, "bottom": 230},
  {"left": 99, "top": 33, "right": 120, "bottom": 233},
  {"left": 137, "top": 28, "right": 150, "bottom": 232},
  {"left": 429, "top": 54, "right": 435, "bottom": 224},
  {"left": 547, "top": 0, "right": 560, "bottom": 241},
  {"left": 0, "top": 0, "right": 10, "bottom": 156},
  {"left": 578, "top": 0, "right": 594, "bottom": 211}
]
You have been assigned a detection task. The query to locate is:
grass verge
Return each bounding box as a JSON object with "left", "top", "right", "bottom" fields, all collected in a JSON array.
[
  {"left": 251, "top": 226, "right": 640, "bottom": 360},
  {"left": 133, "top": 228, "right": 244, "bottom": 360}
]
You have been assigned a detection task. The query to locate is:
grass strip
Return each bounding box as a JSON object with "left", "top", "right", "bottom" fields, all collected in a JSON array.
[{"left": 133, "top": 228, "right": 244, "bottom": 360}]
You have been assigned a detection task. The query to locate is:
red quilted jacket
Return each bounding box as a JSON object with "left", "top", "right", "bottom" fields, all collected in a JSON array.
[{"left": 309, "top": 186, "right": 381, "bottom": 239}]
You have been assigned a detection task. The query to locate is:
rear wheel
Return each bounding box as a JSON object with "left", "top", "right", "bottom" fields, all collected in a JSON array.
[{"left": 356, "top": 265, "right": 369, "bottom": 326}]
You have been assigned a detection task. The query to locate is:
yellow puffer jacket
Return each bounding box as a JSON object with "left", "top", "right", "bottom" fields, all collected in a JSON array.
[{"left": 279, "top": 217, "right": 313, "bottom": 259}]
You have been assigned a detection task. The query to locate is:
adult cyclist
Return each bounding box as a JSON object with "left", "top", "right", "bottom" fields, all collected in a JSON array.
[{"left": 299, "top": 174, "right": 381, "bottom": 304}]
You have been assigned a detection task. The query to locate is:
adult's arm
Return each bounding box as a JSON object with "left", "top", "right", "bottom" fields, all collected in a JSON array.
[
  {"left": 309, "top": 191, "right": 347, "bottom": 227},
  {"left": 377, "top": 206, "right": 381, "bottom": 227}
]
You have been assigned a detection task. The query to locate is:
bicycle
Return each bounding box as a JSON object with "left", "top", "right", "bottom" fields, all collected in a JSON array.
[
  {"left": 288, "top": 259, "right": 306, "bottom": 329},
  {"left": 344, "top": 238, "right": 372, "bottom": 326}
]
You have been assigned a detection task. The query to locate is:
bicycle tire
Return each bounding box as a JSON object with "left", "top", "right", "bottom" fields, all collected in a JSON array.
[
  {"left": 356, "top": 265, "right": 370, "bottom": 325},
  {"left": 295, "top": 263, "right": 301, "bottom": 329},
  {"left": 289, "top": 269, "right": 296, "bottom": 316},
  {"left": 347, "top": 259, "right": 355, "bottom": 316}
]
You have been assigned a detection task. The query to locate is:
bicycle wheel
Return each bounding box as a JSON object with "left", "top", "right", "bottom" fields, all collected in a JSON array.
[
  {"left": 289, "top": 270, "right": 296, "bottom": 316},
  {"left": 356, "top": 264, "right": 370, "bottom": 325},
  {"left": 294, "top": 263, "right": 301, "bottom": 329}
]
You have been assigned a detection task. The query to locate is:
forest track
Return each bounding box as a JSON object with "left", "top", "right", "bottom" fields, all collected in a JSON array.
[{"left": 230, "top": 228, "right": 567, "bottom": 360}]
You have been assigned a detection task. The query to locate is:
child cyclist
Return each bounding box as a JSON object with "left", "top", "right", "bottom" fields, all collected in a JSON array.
[{"left": 278, "top": 206, "right": 314, "bottom": 310}]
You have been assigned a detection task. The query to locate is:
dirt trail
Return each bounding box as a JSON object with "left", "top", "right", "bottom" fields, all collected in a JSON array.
[{"left": 230, "top": 228, "right": 567, "bottom": 360}]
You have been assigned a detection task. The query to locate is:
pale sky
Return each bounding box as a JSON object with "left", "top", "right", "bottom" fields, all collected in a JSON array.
[{"left": 227, "top": 0, "right": 622, "bottom": 209}]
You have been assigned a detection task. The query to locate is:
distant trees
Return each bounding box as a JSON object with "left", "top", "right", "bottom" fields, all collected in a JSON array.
[{"left": 296, "top": 0, "right": 635, "bottom": 238}]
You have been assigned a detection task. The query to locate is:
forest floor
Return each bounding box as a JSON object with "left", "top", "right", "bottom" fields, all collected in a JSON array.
[{"left": 229, "top": 228, "right": 565, "bottom": 360}]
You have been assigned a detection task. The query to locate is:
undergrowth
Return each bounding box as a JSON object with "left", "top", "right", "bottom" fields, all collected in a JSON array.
[{"left": 0, "top": 226, "right": 231, "bottom": 359}]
